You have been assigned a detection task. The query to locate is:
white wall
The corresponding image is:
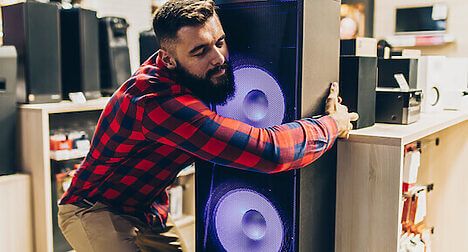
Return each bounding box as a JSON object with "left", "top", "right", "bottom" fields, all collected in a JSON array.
[
  {"left": 81, "top": 0, "right": 154, "bottom": 73},
  {"left": 374, "top": 0, "right": 468, "bottom": 57}
]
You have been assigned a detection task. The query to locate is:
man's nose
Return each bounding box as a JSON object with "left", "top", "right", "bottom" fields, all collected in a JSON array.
[{"left": 211, "top": 47, "right": 225, "bottom": 66}]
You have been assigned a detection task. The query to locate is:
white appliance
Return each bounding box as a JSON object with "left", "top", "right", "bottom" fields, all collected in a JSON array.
[
  {"left": 442, "top": 57, "right": 468, "bottom": 110},
  {"left": 417, "top": 56, "right": 446, "bottom": 112}
]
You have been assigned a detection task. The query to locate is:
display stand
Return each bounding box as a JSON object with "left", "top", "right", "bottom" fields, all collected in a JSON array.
[
  {"left": 19, "top": 98, "right": 195, "bottom": 252},
  {"left": 335, "top": 110, "right": 468, "bottom": 251}
]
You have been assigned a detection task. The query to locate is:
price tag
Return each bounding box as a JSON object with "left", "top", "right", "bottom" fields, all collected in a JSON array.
[{"left": 69, "top": 92, "right": 87, "bottom": 104}]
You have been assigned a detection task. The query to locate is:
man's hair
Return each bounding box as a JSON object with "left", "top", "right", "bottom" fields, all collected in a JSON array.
[{"left": 152, "top": 0, "right": 216, "bottom": 48}]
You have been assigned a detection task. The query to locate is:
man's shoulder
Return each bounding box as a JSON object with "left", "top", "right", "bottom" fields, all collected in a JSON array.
[
  {"left": 124, "top": 65, "right": 173, "bottom": 95},
  {"left": 110, "top": 73, "right": 191, "bottom": 113}
]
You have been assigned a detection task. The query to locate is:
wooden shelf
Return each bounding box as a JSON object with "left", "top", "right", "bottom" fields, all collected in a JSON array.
[
  {"left": 0, "top": 174, "right": 33, "bottom": 252},
  {"left": 18, "top": 101, "right": 107, "bottom": 252},
  {"left": 386, "top": 34, "right": 455, "bottom": 47},
  {"left": 335, "top": 109, "right": 468, "bottom": 251},
  {"left": 19, "top": 97, "right": 110, "bottom": 114},
  {"left": 50, "top": 150, "right": 87, "bottom": 161},
  {"left": 19, "top": 99, "right": 196, "bottom": 252},
  {"left": 347, "top": 109, "right": 468, "bottom": 146}
]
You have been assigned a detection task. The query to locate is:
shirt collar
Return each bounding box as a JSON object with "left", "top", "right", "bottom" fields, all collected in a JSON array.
[{"left": 150, "top": 51, "right": 192, "bottom": 95}]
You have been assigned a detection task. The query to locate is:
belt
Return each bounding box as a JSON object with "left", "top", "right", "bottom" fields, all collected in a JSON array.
[{"left": 71, "top": 198, "right": 95, "bottom": 208}]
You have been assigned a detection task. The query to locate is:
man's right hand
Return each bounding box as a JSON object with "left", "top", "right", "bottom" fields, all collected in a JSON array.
[{"left": 325, "top": 82, "right": 359, "bottom": 138}]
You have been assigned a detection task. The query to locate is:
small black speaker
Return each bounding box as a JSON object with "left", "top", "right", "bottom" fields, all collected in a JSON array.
[
  {"left": 139, "top": 29, "right": 160, "bottom": 64},
  {"left": 2, "top": 1, "right": 62, "bottom": 104},
  {"left": 376, "top": 88, "right": 422, "bottom": 125},
  {"left": 340, "top": 56, "right": 377, "bottom": 129},
  {"left": 0, "top": 46, "right": 17, "bottom": 176},
  {"left": 378, "top": 58, "right": 419, "bottom": 88},
  {"left": 99, "top": 17, "right": 131, "bottom": 96},
  {"left": 60, "top": 8, "right": 101, "bottom": 100}
]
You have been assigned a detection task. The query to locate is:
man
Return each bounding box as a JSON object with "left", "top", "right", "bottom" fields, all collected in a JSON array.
[{"left": 58, "top": 0, "right": 358, "bottom": 251}]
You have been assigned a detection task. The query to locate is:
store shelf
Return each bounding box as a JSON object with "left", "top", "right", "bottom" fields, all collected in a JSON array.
[
  {"left": 336, "top": 109, "right": 468, "bottom": 251},
  {"left": 19, "top": 98, "right": 197, "bottom": 252},
  {"left": 18, "top": 102, "right": 105, "bottom": 252},
  {"left": 50, "top": 150, "right": 88, "bottom": 161},
  {"left": 19, "top": 97, "right": 110, "bottom": 114},
  {"left": 347, "top": 109, "right": 468, "bottom": 146},
  {"left": 0, "top": 174, "right": 33, "bottom": 252},
  {"left": 386, "top": 34, "right": 454, "bottom": 47}
]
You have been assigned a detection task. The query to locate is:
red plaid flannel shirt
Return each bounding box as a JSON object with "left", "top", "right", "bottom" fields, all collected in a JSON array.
[{"left": 60, "top": 53, "right": 338, "bottom": 226}]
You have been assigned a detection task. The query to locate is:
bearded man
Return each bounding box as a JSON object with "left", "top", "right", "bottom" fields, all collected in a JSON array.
[{"left": 58, "top": 1, "right": 358, "bottom": 251}]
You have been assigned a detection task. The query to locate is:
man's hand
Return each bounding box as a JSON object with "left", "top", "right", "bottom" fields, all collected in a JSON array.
[{"left": 325, "top": 82, "right": 359, "bottom": 138}]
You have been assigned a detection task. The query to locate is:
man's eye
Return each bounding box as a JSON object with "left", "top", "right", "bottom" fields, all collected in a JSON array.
[
  {"left": 216, "top": 40, "right": 225, "bottom": 48},
  {"left": 194, "top": 49, "right": 207, "bottom": 57}
]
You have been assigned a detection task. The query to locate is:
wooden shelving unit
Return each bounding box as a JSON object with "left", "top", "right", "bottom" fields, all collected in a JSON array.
[
  {"left": 18, "top": 98, "right": 110, "bottom": 252},
  {"left": 0, "top": 174, "right": 33, "bottom": 252},
  {"left": 386, "top": 34, "right": 455, "bottom": 47},
  {"left": 19, "top": 97, "right": 110, "bottom": 114},
  {"left": 18, "top": 97, "right": 196, "bottom": 252},
  {"left": 335, "top": 110, "right": 468, "bottom": 251}
]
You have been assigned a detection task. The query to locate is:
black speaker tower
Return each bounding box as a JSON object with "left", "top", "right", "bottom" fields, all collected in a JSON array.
[
  {"left": 98, "top": 17, "right": 132, "bottom": 96},
  {"left": 196, "top": 1, "right": 341, "bottom": 251},
  {"left": 2, "top": 1, "right": 62, "bottom": 103},
  {"left": 339, "top": 56, "right": 377, "bottom": 129},
  {"left": 139, "top": 29, "right": 160, "bottom": 64},
  {"left": 60, "top": 8, "right": 102, "bottom": 100}
]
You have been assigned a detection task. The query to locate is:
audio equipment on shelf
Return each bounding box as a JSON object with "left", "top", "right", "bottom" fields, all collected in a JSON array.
[
  {"left": 61, "top": 8, "right": 101, "bottom": 100},
  {"left": 2, "top": 1, "right": 62, "bottom": 103},
  {"left": 99, "top": 16, "right": 131, "bottom": 96}
]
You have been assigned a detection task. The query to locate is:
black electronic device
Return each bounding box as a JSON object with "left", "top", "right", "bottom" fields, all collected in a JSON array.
[
  {"left": 396, "top": 5, "right": 447, "bottom": 34},
  {"left": 2, "top": 1, "right": 62, "bottom": 103},
  {"left": 99, "top": 17, "right": 131, "bottom": 96},
  {"left": 375, "top": 88, "right": 422, "bottom": 124},
  {"left": 340, "top": 56, "right": 377, "bottom": 129},
  {"left": 197, "top": 1, "right": 341, "bottom": 251},
  {"left": 0, "top": 46, "right": 17, "bottom": 176},
  {"left": 378, "top": 58, "right": 419, "bottom": 89},
  {"left": 60, "top": 8, "right": 101, "bottom": 100},
  {"left": 139, "top": 29, "right": 160, "bottom": 64}
]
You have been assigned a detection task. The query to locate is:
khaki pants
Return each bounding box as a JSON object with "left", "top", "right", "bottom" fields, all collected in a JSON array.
[{"left": 58, "top": 202, "right": 188, "bottom": 252}]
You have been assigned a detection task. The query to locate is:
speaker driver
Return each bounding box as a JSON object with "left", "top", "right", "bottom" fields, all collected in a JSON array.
[
  {"left": 216, "top": 66, "right": 286, "bottom": 128},
  {"left": 213, "top": 188, "right": 284, "bottom": 252}
]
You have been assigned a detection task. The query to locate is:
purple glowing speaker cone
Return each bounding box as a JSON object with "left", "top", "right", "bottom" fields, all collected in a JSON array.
[
  {"left": 216, "top": 66, "right": 285, "bottom": 128},
  {"left": 214, "top": 189, "right": 284, "bottom": 252},
  {"left": 241, "top": 209, "right": 267, "bottom": 240},
  {"left": 243, "top": 89, "right": 269, "bottom": 122}
]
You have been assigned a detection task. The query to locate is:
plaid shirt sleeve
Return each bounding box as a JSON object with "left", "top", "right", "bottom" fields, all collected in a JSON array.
[{"left": 141, "top": 92, "right": 338, "bottom": 173}]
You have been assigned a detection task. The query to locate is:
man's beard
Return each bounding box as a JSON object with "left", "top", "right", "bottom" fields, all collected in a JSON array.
[{"left": 173, "top": 61, "right": 235, "bottom": 106}]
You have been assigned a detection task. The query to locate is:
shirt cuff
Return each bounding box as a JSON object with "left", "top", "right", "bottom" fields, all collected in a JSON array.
[{"left": 317, "top": 115, "right": 339, "bottom": 143}]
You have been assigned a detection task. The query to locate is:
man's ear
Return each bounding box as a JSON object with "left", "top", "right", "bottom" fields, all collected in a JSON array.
[{"left": 158, "top": 48, "right": 177, "bottom": 70}]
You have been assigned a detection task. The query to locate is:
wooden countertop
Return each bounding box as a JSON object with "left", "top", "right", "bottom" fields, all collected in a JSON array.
[
  {"left": 344, "top": 109, "right": 468, "bottom": 146},
  {"left": 18, "top": 97, "right": 110, "bottom": 114}
]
